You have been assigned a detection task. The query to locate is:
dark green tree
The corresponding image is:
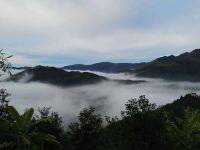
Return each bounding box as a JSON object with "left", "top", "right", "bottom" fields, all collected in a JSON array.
[
  {"left": 121, "top": 95, "right": 156, "bottom": 118},
  {"left": 0, "top": 89, "right": 11, "bottom": 119},
  {"left": 0, "top": 49, "right": 12, "bottom": 76},
  {"left": 0, "top": 50, "right": 12, "bottom": 119},
  {"left": 99, "top": 96, "right": 164, "bottom": 150},
  {"left": 0, "top": 50, "right": 14, "bottom": 150},
  {"left": 6, "top": 106, "right": 59, "bottom": 150},
  {"left": 32, "top": 107, "right": 63, "bottom": 150},
  {"left": 67, "top": 107, "right": 103, "bottom": 150},
  {"left": 166, "top": 109, "right": 200, "bottom": 150}
]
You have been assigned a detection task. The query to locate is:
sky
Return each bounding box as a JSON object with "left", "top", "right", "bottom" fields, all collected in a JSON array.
[{"left": 1, "top": 0, "right": 200, "bottom": 66}]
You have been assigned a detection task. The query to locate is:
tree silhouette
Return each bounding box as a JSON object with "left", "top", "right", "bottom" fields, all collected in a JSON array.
[
  {"left": 68, "top": 107, "right": 102, "bottom": 150},
  {"left": 121, "top": 95, "right": 156, "bottom": 118},
  {"left": 0, "top": 89, "right": 11, "bottom": 119}
]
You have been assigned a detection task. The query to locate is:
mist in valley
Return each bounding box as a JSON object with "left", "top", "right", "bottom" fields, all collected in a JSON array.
[{"left": 1, "top": 70, "right": 200, "bottom": 125}]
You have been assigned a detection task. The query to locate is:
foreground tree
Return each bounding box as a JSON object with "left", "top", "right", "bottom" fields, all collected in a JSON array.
[
  {"left": 67, "top": 107, "right": 103, "bottom": 150},
  {"left": 0, "top": 49, "right": 12, "bottom": 76},
  {"left": 33, "top": 107, "right": 64, "bottom": 150},
  {"left": 0, "top": 50, "right": 14, "bottom": 149},
  {"left": 0, "top": 50, "right": 12, "bottom": 119},
  {"left": 121, "top": 95, "right": 156, "bottom": 118},
  {"left": 99, "top": 96, "right": 164, "bottom": 150},
  {"left": 0, "top": 89, "right": 11, "bottom": 119},
  {"left": 167, "top": 109, "right": 200, "bottom": 150},
  {"left": 7, "top": 106, "right": 59, "bottom": 150}
]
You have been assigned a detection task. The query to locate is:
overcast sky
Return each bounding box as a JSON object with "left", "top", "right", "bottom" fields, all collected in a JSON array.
[{"left": 1, "top": 0, "right": 200, "bottom": 66}]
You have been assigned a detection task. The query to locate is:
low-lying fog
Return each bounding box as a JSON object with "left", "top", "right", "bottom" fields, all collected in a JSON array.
[{"left": 1, "top": 70, "right": 200, "bottom": 124}]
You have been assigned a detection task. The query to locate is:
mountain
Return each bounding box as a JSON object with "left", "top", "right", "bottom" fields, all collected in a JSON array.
[
  {"left": 12, "top": 66, "right": 31, "bottom": 70},
  {"left": 6, "top": 66, "right": 146, "bottom": 86},
  {"left": 131, "top": 49, "right": 200, "bottom": 81},
  {"left": 160, "top": 93, "right": 200, "bottom": 114},
  {"left": 62, "top": 62, "right": 145, "bottom": 73},
  {"left": 7, "top": 66, "right": 107, "bottom": 86}
]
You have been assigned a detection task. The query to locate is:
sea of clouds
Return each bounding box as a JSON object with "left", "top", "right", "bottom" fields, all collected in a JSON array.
[{"left": 1, "top": 70, "right": 200, "bottom": 125}]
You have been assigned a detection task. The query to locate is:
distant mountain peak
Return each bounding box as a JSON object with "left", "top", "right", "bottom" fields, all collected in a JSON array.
[
  {"left": 132, "top": 48, "right": 200, "bottom": 81},
  {"left": 191, "top": 48, "right": 200, "bottom": 53},
  {"left": 190, "top": 48, "right": 200, "bottom": 56}
]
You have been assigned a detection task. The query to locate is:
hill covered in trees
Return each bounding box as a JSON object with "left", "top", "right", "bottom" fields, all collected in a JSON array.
[
  {"left": 62, "top": 62, "right": 145, "bottom": 73},
  {"left": 10, "top": 49, "right": 200, "bottom": 82},
  {"left": 62, "top": 49, "right": 200, "bottom": 82},
  {"left": 131, "top": 49, "right": 200, "bottom": 81},
  {"left": 7, "top": 66, "right": 107, "bottom": 86},
  {"left": 6, "top": 66, "right": 146, "bottom": 86}
]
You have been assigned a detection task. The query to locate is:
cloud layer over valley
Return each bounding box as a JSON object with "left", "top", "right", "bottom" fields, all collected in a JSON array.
[{"left": 1, "top": 70, "right": 200, "bottom": 125}]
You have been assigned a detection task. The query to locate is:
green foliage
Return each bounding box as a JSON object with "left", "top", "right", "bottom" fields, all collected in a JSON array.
[
  {"left": 0, "top": 50, "right": 14, "bottom": 150},
  {"left": 0, "top": 89, "right": 11, "bottom": 119},
  {"left": 32, "top": 107, "right": 63, "bottom": 150},
  {"left": 8, "top": 106, "right": 34, "bottom": 134},
  {"left": 0, "top": 51, "right": 61, "bottom": 149},
  {"left": 0, "top": 51, "right": 12, "bottom": 119},
  {"left": 0, "top": 117, "right": 16, "bottom": 150},
  {"left": 0, "top": 49, "right": 12, "bottom": 76},
  {"left": 121, "top": 95, "right": 156, "bottom": 118},
  {"left": 99, "top": 96, "right": 164, "bottom": 150},
  {"left": 4, "top": 106, "right": 60, "bottom": 150},
  {"left": 67, "top": 107, "right": 103, "bottom": 150},
  {"left": 166, "top": 109, "right": 200, "bottom": 150}
]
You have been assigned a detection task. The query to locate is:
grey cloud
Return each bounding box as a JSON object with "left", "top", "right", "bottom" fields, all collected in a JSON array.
[{"left": 1, "top": 0, "right": 200, "bottom": 65}]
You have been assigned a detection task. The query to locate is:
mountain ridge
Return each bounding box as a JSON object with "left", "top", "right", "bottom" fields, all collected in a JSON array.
[
  {"left": 7, "top": 66, "right": 107, "bottom": 86},
  {"left": 131, "top": 48, "right": 200, "bottom": 81},
  {"left": 6, "top": 66, "right": 146, "bottom": 86},
  {"left": 62, "top": 62, "right": 145, "bottom": 73}
]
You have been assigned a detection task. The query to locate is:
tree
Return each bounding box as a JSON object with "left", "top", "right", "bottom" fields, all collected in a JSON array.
[
  {"left": 67, "top": 107, "right": 103, "bottom": 150},
  {"left": 99, "top": 96, "right": 163, "bottom": 150},
  {"left": 0, "top": 50, "right": 14, "bottom": 149},
  {"left": 8, "top": 106, "right": 34, "bottom": 149},
  {"left": 0, "top": 50, "right": 12, "bottom": 119},
  {"left": 0, "top": 89, "right": 11, "bottom": 119},
  {"left": 166, "top": 109, "right": 200, "bottom": 150},
  {"left": 37, "top": 107, "right": 51, "bottom": 119},
  {"left": 33, "top": 107, "right": 64, "bottom": 150},
  {"left": 0, "top": 49, "right": 12, "bottom": 76},
  {"left": 121, "top": 95, "right": 156, "bottom": 118},
  {"left": 7, "top": 106, "right": 59, "bottom": 150}
]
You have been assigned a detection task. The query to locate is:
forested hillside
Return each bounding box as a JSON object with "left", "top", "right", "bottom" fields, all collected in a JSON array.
[
  {"left": 62, "top": 62, "right": 145, "bottom": 73},
  {"left": 132, "top": 49, "right": 200, "bottom": 81}
]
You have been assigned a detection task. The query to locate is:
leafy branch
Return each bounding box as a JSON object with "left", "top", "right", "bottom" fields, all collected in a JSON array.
[{"left": 0, "top": 49, "right": 12, "bottom": 76}]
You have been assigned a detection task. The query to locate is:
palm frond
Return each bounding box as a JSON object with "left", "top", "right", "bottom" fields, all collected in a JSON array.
[
  {"left": 30, "top": 132, "right": 60, "bottom": 145},
  {"left": 21, "top": 108, "right": 34, "bottom": 132},
  {"left": 8, "top": 106, "right": 21, "bottom": 128}
]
